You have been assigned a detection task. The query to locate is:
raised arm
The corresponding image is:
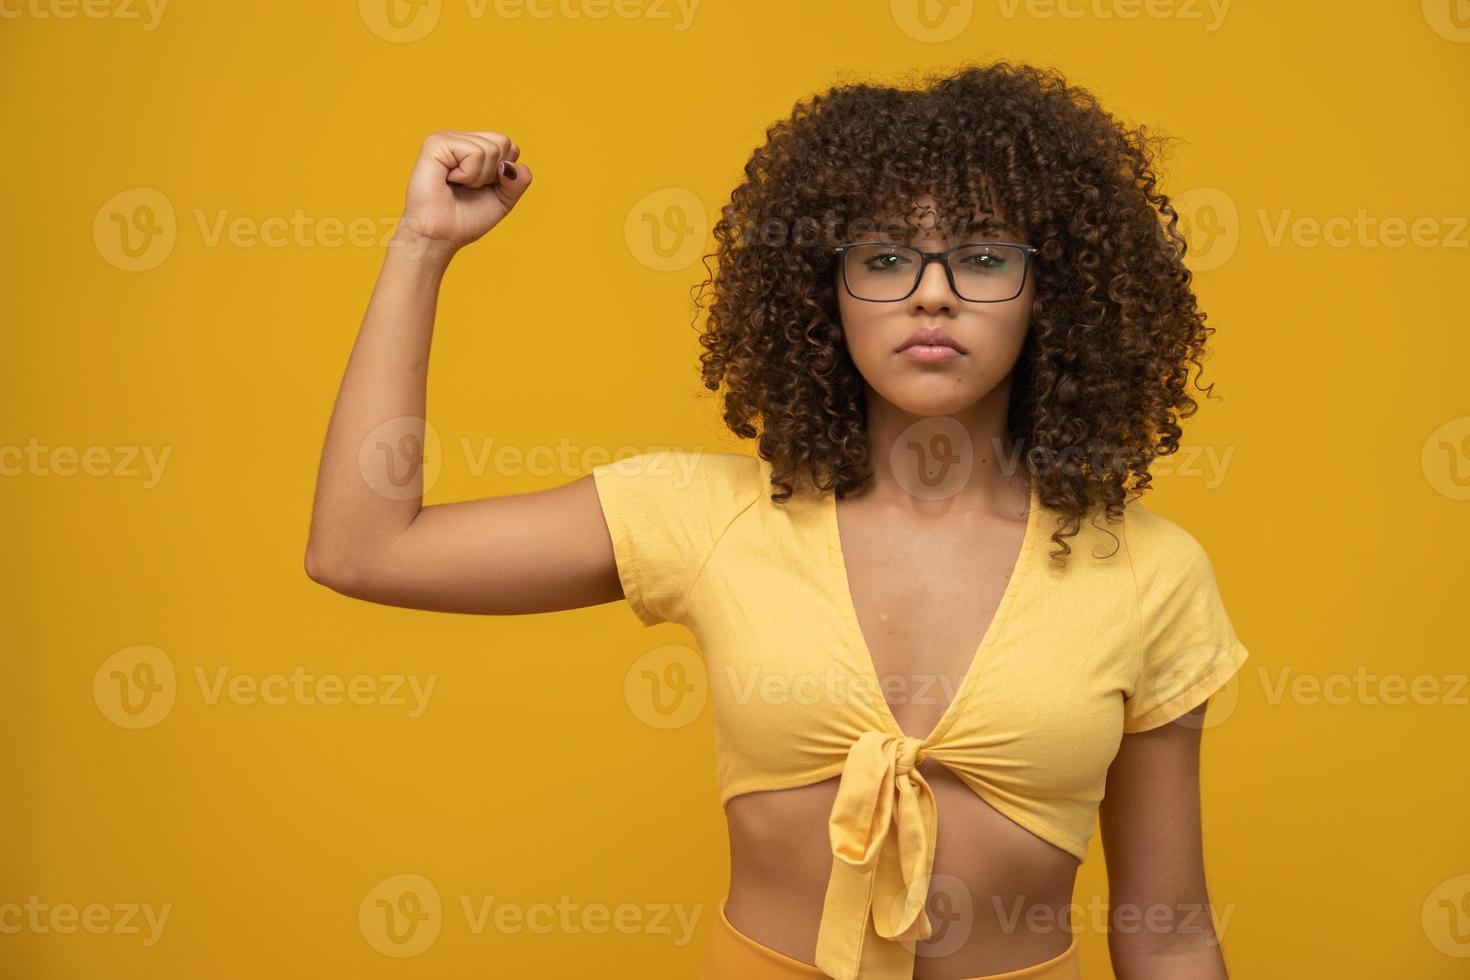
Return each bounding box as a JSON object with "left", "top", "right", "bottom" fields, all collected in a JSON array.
[{"left": 304, "top": 130, "right": 623, "bottom": 616}]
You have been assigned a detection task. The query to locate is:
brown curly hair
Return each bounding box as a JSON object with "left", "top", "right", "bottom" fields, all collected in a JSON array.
[{"left": 692, "top": 60, "right": 1220, "bottom": 566}]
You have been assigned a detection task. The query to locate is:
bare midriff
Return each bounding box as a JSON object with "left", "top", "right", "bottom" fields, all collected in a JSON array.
[{"left": 723, "top": 764, "right": 1080, "bottom": 979}]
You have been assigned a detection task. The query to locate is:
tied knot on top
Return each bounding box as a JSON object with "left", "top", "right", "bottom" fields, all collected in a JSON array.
[
  {"left": 813, "top": 731, "right": 941, "bottom": 980},
  {"left": 894, "top": 736, "right": 926, "bottom": 777}
]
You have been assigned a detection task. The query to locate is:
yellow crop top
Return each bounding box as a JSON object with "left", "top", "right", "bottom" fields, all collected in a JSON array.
[{"left": 591, "top": 449, "right": 1250, "bottom": 980}]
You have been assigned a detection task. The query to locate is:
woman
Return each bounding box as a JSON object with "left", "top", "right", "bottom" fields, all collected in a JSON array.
[{"left": 306, "top": 60, "right": 1249, "bottom": 980}]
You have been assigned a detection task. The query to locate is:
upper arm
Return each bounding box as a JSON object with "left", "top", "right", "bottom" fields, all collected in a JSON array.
[
  {"left": 306, "top": 449, "right": 750, "bottom": 620},
  {"left": 1100, "top": 507, "right": 1248, "bottom": 966},
  {"left": 1100, "top": 704, "right": 1207, "bottom": 899},
  {"left": 1099, "top": 706, "right": 1221, "bottom": 954},
  {"left": 306, "top": 469, "right": 627, "bottom": 615}
]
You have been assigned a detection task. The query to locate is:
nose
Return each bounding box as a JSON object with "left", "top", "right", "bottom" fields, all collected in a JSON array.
[{"left": 906, "top": 252, "right": 958, "bottom": 316}]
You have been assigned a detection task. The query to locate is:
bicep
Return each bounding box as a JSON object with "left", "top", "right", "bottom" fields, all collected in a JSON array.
[
  {"left": 309, "top": 472, "right": 626, "bottom": 616},
  {"left": 1100, "top": 702, "right": 1210, "bottom": 917}
]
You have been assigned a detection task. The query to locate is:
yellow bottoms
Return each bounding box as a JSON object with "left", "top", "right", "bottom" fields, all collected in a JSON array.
[{"left": 701, "top": 900, "right": 1082, "bottom": 980}]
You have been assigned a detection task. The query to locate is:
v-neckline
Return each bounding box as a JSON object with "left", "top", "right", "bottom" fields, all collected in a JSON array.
[{"left": 824, "top": 477, "right": 1041, "bottom": 747}]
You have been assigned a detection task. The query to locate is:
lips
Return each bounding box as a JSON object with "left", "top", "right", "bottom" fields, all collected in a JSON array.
[{"left": 896, "top": 327, "right": 968, "bottom": 355}]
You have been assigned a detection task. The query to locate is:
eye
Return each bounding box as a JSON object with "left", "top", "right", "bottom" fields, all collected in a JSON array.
[
  {"left": 961, "top": 251, "right": 1007, "bottom": 273},
  {"left": 862, "top": 249, "right": 912, "bottom": 272}
]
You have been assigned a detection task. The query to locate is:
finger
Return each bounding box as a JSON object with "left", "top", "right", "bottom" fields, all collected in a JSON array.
[
  {"left": 464, "top": 133, "right": 503, "bottom": 186},
  {"left": 440, "top": 137, "right": 498, "bottom": 189},
  {"left": 425, "top": 131, "right": 482, "bottom": 185},
  {"left": 464, "top": 131, "right": 523, "bottom": 157},
  {"left": 464, "top": 131, "right": 518, "bottom": 163}
]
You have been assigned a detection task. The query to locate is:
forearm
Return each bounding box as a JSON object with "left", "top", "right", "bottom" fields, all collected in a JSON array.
[
  {"left": 305, "top": 226, "right": 454, "bottom": 576},
  {"left": 1108, "top": 902, "right": 1230, "bottom": 980},
  {"left": 1111, "top": 942, "right": 1229, "bottom": 980}
]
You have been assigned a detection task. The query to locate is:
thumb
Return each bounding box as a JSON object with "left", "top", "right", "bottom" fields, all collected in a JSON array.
[{"left": 496, "top": 159, "right": 533, "bottom": 207}]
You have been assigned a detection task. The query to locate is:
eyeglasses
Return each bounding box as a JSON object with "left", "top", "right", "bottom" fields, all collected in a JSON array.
[{"left": 833, "top": 240, "right": 1040, "bottom": 303}]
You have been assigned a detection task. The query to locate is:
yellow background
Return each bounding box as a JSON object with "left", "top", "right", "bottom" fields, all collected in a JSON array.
[{"left": 5, "top": 0, "right": 1469, "bottom": 976}]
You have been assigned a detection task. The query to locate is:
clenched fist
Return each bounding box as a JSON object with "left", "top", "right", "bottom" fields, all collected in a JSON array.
[{"left": 398, "top": 130, "right": 532, "bottom": 255}]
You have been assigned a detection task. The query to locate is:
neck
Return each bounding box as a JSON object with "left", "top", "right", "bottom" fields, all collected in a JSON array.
[{"left": 856, "top": 382, "right": 1030, "bottom": 516}]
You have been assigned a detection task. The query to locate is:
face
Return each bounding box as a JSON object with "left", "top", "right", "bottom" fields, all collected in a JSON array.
[{"left": 834, "top": 195, "right": 1035, "bottom": 420}]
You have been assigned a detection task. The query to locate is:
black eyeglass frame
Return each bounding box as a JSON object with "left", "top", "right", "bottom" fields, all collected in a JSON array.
[{"left": 832, "top": 240, "right": 1041, "bottom": 303}]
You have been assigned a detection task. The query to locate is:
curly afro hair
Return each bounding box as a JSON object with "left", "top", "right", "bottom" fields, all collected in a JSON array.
[{"left": 692, "top": 60, "right": 1220, "bottom": 566}]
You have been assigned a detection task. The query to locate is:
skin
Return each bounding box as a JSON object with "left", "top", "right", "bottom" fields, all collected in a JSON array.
[{"left": 305, "top": 135, "right": 1230, "bottom": 978}]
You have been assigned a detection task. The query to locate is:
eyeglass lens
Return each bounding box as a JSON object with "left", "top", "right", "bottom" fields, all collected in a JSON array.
[{"left": 842, "top": 243, "right": 1027, "bottom": 302}]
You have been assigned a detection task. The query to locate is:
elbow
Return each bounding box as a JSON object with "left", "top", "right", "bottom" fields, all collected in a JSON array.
[
  {"left": 304, "top": 547, "right": 336, "bottom": 588},
  {"left": 304, "top": 545, "right": 361, "bottom": 596}
]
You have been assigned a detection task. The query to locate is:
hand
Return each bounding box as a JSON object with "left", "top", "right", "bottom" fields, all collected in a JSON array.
[{"left": 397, "top": 129, "right": 532, "bottom": 255}]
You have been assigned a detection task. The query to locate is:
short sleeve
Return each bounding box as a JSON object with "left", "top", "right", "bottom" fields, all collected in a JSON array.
[
  {"left": 1123, "top": 512, "right": 1250, "bottom": 733},
  {"left": 590, "top": 450, "right": 754, "bottom": 627}
]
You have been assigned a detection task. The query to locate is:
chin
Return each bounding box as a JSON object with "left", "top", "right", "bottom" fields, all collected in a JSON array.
[{"left": 875, "top": 381, "right": 991, "bottom": 417}]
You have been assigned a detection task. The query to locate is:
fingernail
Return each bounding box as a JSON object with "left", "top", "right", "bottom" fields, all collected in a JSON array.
[{"left": 500, "top": 161, "right": 518, "bottom": 180}]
